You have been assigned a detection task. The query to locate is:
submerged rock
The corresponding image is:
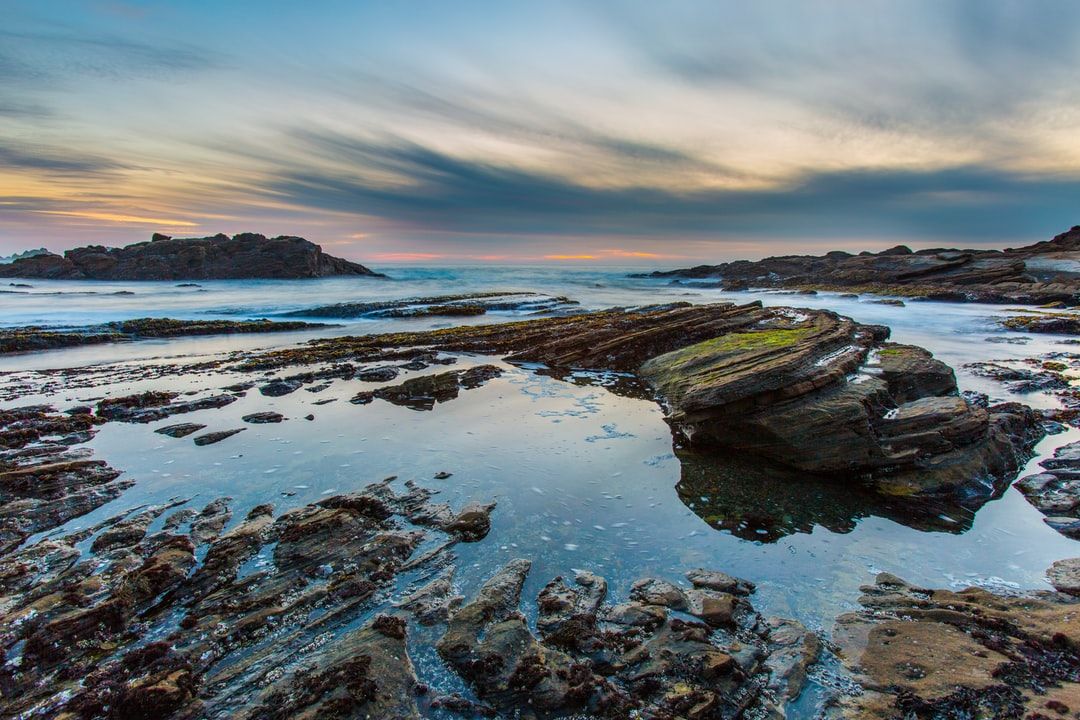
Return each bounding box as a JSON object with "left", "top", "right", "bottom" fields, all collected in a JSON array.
[
  {"left": 352, "top": 365, "right": 504, "bottom": 410},
  {"left": 241, "top": 411, "right": 284, "bottom": 424},
  {"left": 259, "top": 379, "right": 302, "bottom": 397},
  {"left": 98, "top": 391, "right": 237, "bottom": 423},
  {"left": 192, "top": 428, "right": 246, "bottom": 446},
  {"left": 155, "top": 422, "right": 207, "bottom": 438}
]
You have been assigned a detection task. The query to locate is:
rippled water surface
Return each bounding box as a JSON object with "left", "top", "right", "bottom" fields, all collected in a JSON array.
[{"left": 3, "top": 265, "right": 1079, "bottom": 714}]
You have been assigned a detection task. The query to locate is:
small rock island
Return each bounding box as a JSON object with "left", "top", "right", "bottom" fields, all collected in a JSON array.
[{"left": 0, "top": 232, "right": 385, "bottom": 280}]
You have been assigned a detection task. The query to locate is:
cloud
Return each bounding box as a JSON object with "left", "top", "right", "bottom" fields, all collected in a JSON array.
[
  {"left": 0, "top": 29, "right": 221, "bottom": 85},
  {"left": 0, "top": 141, "right": 125, "bottom": 174},
  {"left": 254, "top": 130, "right": 1080, "bottom": 243}
]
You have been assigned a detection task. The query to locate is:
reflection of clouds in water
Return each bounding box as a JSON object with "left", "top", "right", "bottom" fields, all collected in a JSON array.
[
  {"left": 643, "top": 453, "right": 676, "bottom": 466},
  {"left": 585, "top": 423, "right": 636, "bottom": 443}
]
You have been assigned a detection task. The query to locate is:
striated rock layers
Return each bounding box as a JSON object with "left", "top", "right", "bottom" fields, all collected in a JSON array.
[
  {"left": 832, "top": 568, "right": 1080, "bottom": 718},
  {"left": 248, "top": 301, "right": 1042, "bottom": 501},
  {"left": 638, "top": 225, "right": 1080, "bottom": 304},
  {"left": 0, "top": 232, "right": 384, "bottom": 280},
  {"left": 1017, "top": 439, "right": 1080, "bottom": 538}
]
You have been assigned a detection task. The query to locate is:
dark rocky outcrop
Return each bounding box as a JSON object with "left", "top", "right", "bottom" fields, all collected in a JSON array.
[
  {"left": 636, "top": 225, "right": 1080, "bottom": 305},
  {"left": 0, "top": 232, "right": 385, "bottom": 280},
  {"left": 253, "top": 302, "right": 1041, "bottom": 502},
  {"left": 350, "top": 365, "right": 504, "bottom": 410},
  {"left": 832, "top": 568, "right": 1080, "bottom": 718},
  {"left": 436, "top": 560, "right": 817, "bottom": 718},
  {"left": 0, "top": 405, "right": 128, "bottom": 554},
  {"left": 0, "top": 474, "right": 494, "bottom": 719},
  {"left": 97, "top": 391, "right": 237, "bottom": 423},
  {"left": 1017, "top": 440, "right": 1080, "bottom": 537},
  {"left": 0, "top": 318, "right": 328, "bottom": 355}
]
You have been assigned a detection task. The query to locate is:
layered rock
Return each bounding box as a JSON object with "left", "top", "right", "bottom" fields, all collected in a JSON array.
[
  {"left": 1017, "top": 440, "right": 1080, "bottom": 537},
  {"left": 0, "top": 232, "right": 384, "bottom": 280},
  {"left": 833, "top": 568, "right": 1080, "bottom": 718},
  {"left": 282, "top": 291, "right": 579, "bottom": 319},
  {"left": 637, "top": 225, "right": 1080, "bottom": 304},
  {"left": 0, "top": 476, "right": 489, "bottom": 719},
  {"left": 0, "top": 405, "right": 128, "bottom": 553},
  {"left": 252, "top": 302, "right": 1042, "bottom": 500}
]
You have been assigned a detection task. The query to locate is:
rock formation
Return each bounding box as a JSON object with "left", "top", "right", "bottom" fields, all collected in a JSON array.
[
  {"left": 637, "top": 225, "right": 1080, "bottom": 304},
  {"left": 0, "top": 232, "right": 384, "bottom": 280},
  {"left": 248, "top": 301, "right": 1042, "bottom": 501},
  {"left": 1017, "top": 440, "right": 1080, "bottom": 537},
  {"left": 435, "top": 561, "right": 818, "bottom": 718}
]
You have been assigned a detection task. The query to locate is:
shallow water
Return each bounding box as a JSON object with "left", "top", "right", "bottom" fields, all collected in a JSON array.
[{"left": 3, "top": 265, "right": 1079, "bottom": 715}]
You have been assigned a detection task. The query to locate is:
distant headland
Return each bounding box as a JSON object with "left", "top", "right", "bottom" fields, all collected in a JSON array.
[{"left": 0, "top": 232, "right": 385, "bottom": 280}]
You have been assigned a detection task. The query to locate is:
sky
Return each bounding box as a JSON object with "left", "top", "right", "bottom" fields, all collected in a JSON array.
[{"left": 2, "top": 0, "right": 1080, "bottom": 265}]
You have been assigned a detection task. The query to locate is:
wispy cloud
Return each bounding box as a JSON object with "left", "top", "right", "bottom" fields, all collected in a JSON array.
[{"left": 2, "top": 1, "right": 1079, "bottom": 256}]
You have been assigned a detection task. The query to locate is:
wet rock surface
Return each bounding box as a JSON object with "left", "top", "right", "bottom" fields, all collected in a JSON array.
[
  {"left": 437, "top": 560, "right": 817, "bottom": 718},
  {"left": 97, "top": 391, "right": 238, "bottom": 423},
  {"left": 0, "top": 405, "right": 128, "bottom": 553},
  {"left": 0, "top": 232, "right": 384, "bottom": 280},
  {"left": 1002, "top": 310, "right": 1080, "bottom": 334},
  {"left": 193, "top": 428, "right": 246, "bottom": 446},
  {"left": 1018, "top": 440, "right": 1080, "bottom": 537},
  {"left": 351, "top": 365, "right": 504, "bottom": 410},
  {"left": 0, "top": 475, "right": 493, "bottom": 719},
  {"left": 636, "top": 225, "right": 1080, "bottom": 305},
  {"left": 832, "top": 568, "right": 1080, "bottom": 719}
]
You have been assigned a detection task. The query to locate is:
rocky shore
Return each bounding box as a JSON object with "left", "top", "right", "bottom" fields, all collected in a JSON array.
[
  {"left": 637, "top": 225, "right": 1080, "bottom": 305},
  {"left": 245, "top": 301, "right": 1043, "bottom": 502},
  {"left": 0, "top": 300, "right": 1072, "bottom": 718},
  {"left": 1, "top": 394, "right": 820, "bottom": 718},
  {"left": 0, "top": 318, "right": 331, "bottom": 354},
  {"left": 0, "top": 232, "right": 384, "bottom": 280}
]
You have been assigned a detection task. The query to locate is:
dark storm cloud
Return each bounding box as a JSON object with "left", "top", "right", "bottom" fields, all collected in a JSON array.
[
  {"left": 261, "top": 132, "right": 1080, "bottom": 242},
  {"left": 0, "top": 141, "right": 124, "bottom": 174}
]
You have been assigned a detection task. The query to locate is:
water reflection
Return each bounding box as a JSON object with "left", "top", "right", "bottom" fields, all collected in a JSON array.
[{"left": 674, "top": 448, "right": 977, "bottom": 542}]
